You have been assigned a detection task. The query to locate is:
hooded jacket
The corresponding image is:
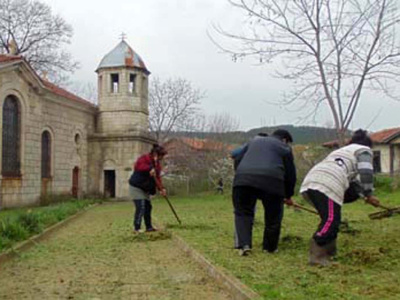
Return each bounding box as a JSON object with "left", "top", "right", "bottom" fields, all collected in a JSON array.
[{"left": 300, "top": 144, "right": 373, "bottom": 206}]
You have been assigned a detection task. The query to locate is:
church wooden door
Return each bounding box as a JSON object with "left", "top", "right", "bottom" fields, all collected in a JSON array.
[
  {"left": 104, "top": 170, "right": 116, "bottom": 198},
  {"left": 72, "top": 167, "right": 79, "bottom": 198}
]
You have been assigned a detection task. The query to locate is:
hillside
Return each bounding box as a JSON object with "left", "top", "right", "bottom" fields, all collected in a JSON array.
[{"left": 171, "top": 125, "right": 349, "bottom": 145}]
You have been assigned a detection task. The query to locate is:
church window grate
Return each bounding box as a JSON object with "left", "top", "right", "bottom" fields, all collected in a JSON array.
[
  {"left": 2, "top": 95, "right": 21, "bottom": 177},
  {"left": 41, "top": 131, "right": 51, "bottom": 178}
]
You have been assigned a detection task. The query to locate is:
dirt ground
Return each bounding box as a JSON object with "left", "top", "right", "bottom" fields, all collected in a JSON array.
[{"left": 0, "top": 203, "right": 230, "bottom": 300}]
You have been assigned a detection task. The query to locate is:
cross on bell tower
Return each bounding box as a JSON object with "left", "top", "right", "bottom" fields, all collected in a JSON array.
[{"left": 119, "top": 32, "right": 127, "bottom": 41}]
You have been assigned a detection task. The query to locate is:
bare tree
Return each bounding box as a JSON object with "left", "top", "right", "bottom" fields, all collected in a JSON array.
[
  {"left": 149, "top": 76, "right": 205, "bottom": 143},
  {"left": 64, "top": 81, "right": 98, "bottom": 104},
  {"left": 202, "top": 112, "right": 239, "bottom": 190},
  {"left": 0, "top": 0, "right": 78, "bottom": 81},
  {"left": 163, "top": 112, "right": 240, "bottom": 194},
  {"left": 213, "top": 0, "right": 400, "bottom": 144},
  {"left": 207, "top": 112, "right": 240, "bottom": 135}
]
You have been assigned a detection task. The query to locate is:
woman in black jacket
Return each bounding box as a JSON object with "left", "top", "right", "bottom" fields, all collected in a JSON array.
[{"left": 129, "top": 144, "right": 167, "bottom": 233}]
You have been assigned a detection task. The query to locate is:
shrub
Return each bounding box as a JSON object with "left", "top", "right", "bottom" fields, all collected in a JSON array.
[
  {"left": 163, "top": 175, "right": 210, "bottom": 196},
  {"left": 17, "top": 212, "right": 42, "bottom": 234},
  {"left": 38, "top": 212, "right": 58, "bottom": 227},
  {"left": 0, "top": 198, "right": 101, "bottom": 252},
  {"left": 292, "top": 144, "right": 330, "bottom": 190},
  {"left": 0, "top": 236, "right": 11, "bottom": 249},
  {"left": 53, "top": 208, "right": 70, "bottom": 221},
  {"left": 374, "top": 175, "right": 395, "bottom": 193},
  {"left": 0, "top": 219, "right": 29, "bottom": 241},
  {"left": 40, "top": 193, "right": 74, "bottom": 206}
]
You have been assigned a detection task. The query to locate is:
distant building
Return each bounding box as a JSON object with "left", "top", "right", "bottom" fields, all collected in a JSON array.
[
  {"left": 0, "top": 40, "right": 154, "bottom": 208},
  {"left": 323, "top": 127, "right": 400, "bottom": 174},
  {"left": 163, "top": 137, "right": 234, "bottom": 174}
]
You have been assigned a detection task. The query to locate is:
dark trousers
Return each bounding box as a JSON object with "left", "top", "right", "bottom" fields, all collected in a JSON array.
[
  {"left": 306, "top": 189, "right": 341, "bottom": 246},
  {"left": 232, "top": 186, "right": 284, "bottom": 252},
  {"left": 234, "top": 205, "right": 256, "bottom": 249},
  {"left": 133, "top": 199, "right": 153, "bottom": 230}
]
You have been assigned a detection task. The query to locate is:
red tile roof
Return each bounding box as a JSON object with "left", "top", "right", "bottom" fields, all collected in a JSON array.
[
  {"left": 322, "top": 139, "right": 349, "bottom": 148},
  {"left": 370, "top": 127, "right": 400, "bottom": 143},
  {"left": 323, "top": 127, "right": 400, "bottom": 148},
  {"left": 0, "top": 54, "right": 22, "bottom": 63},
  {"left": 42, "top": 80, "right": 95, "bottom": 107},
  {"left": 165, "top": 137, "right": 234, "bottom": 152},
  {"left": 0, "top": 54, "right": 95, "bottom": 108}
]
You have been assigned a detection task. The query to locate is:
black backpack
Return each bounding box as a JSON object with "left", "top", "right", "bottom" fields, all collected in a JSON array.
[{"left": 129, "top": 171, "right": 156, "bottom": 195}]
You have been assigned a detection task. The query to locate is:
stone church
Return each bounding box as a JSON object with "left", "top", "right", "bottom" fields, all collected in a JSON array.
[{"left": 0, "top": 40, "right": 154, "bottom": 208}]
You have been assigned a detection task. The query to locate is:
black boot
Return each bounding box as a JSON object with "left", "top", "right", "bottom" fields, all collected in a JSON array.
[
  {"left": 325, "top": 239, "right": 337, "bottom": 257},
  {"left": 309, "top": 239, "right": 336, "bottom": 266}
]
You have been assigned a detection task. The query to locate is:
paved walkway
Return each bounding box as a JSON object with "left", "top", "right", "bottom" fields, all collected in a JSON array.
[{"left": 0, "top": 203, "right": 230, "bottom": 300}]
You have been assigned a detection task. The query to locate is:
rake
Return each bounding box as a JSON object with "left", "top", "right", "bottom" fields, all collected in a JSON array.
[
  {"left": 291, "top": 203, "right": 319, "bottom": 215},
  {"left": 368, "top": 203, "right": 400, "bottom": 220},
  {"left": 155, "top": 177, "right": 182, "bottom": 225},
  {"left": 162, "top": 194, "right": 182, "bottom": 225}
]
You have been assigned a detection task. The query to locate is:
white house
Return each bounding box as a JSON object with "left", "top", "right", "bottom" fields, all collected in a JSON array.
[{"left": 323, "top": 127, "right": 400, "bottom": 174}]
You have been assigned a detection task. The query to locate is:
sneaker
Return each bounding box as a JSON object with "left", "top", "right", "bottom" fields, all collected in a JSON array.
[
  {"left": 263, "top": 249, "right": 278, "bottom": 254},
  {"left": 239, "top": 245, "right": 251, "bottom": 256},
  {"left": 146, "top": 228, "right": 158, "bottom": 232},
  {"left": 133, "top": 229, "right": 141, "bottom": 234}
]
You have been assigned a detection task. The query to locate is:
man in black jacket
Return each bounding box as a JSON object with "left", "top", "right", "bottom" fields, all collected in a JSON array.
[{"left": 233, "top": 129, "right": 296, "bottom": 256}]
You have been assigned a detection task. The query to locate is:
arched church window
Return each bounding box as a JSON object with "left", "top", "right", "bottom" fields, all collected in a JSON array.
[
  {"left": 2, "top": 95, "right": 21, "bottom": 177},
  {"left": 41, "top": 131, "right": 51, "bottom": 178},
  {"left": 74, "top": 133, "right": 80, "bottom": 145}
]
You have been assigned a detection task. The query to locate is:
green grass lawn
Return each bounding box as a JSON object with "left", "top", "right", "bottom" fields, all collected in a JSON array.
[
  {"left": 0, "top": 199, "right": 100, "bottom": 251},
  {"left": 153, "top": 191, "right": 400, "bottom": 300}
]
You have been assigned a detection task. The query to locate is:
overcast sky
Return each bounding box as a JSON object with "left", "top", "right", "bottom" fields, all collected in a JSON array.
[{"left": 42, "top": 0, "right": 400, "bottom": 132}]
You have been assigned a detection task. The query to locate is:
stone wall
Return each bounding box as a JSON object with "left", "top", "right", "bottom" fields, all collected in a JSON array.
[
  {"left": 92, "top": 64, "right": 154, "bottom": 200},
  {"left": 97, "top": 67, "right": 149, "bottom": 133},
  {"left": 0, "top": 52, "right": 153, "bottom": 207},
  {"left": 0, "top": 67, "right": 96, "bottom": 208},
  {"left": 88, "top": 133, "right": 152, "bottom": 199}
]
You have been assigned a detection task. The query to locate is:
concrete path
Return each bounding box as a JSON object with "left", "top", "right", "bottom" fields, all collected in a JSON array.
[{"left": 0, "top": 203, "right": 230, "bottom": 300}]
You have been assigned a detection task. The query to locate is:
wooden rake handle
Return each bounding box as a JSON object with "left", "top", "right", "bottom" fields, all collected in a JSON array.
[{"left": 291, "top": 203, "right": 319, "bottom": 215}]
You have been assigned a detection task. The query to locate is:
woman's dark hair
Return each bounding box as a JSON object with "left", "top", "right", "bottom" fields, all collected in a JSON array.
[
  {"left": 349, "top": 129, "right": 372, "bottom": 147},
  {"left": 272, "top": 129, "right": 293, "bottom": 143},
  {"left": 150, "top": 144, "right": 168, "bottom": 156}
]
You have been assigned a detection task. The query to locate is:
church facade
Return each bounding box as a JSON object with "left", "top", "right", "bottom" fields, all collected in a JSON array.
[{"left": 0, "top": 40, "right": 154, "bottom": 208}]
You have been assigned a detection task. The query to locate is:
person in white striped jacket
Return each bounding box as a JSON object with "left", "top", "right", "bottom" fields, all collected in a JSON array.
[{"left": 300, "top": 129, "right": 380, "bottom": 266}]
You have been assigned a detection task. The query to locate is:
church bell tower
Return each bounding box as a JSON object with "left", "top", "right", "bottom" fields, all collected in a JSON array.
[
  {"left": 88, "top": 38, "right": 154, "bottom": 199},
  {"left": 96, "top": 39, "right": 150, "bottom": 133}
]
